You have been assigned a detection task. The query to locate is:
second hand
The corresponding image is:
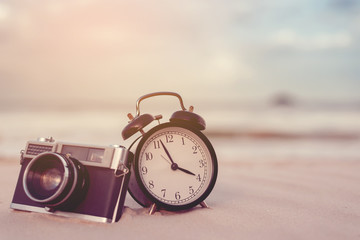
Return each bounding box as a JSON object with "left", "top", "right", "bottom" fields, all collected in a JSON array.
[{"left": 161, "top": 155, "right": 171, "bottom": 164}]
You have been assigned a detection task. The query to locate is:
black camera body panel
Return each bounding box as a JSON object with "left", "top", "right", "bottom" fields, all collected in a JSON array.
[
  {"left": 12, "top": 161, "right": 131, "bottom": 222},
  {"left": 11, "top": 139, "right": 132, "bottom": 223}
]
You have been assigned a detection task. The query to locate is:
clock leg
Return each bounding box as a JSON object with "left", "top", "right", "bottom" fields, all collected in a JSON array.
[
  {"left": 200, "top": 201, "right": 208, "bottom": 208},
  {"left": 148, "top": 203, "right": 157, "bottom": 215}
]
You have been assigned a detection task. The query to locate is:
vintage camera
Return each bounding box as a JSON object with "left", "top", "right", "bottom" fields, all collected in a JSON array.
[{"left": 11, "top": 137, "right": 132, "bottom": 223}]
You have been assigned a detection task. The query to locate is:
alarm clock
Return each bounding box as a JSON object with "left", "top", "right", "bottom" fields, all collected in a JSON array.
[{"left": 122, "top": 92, "right": 218, "bottom": 214}]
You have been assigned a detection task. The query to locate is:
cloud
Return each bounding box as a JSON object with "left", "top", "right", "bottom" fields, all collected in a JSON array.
[
  {"left": 329, "top": 0, "right": 359, "bottom": 12},
  {"left": 0, "top": 3, "right": 10, "bottom": 21},
  {"left": 0, "top": 0, "right": 255, "bottom": 105},
  {"left": 270, "top": 29, "right": 353, "bottom": 50},
  {"left": 0, "top": 0, "right": 359, "bottom": 105}
]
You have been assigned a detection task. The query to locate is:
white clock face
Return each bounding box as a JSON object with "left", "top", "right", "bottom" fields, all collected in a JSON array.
[{"left": 136, "top": 125, "right": 215, "bottom": 207}]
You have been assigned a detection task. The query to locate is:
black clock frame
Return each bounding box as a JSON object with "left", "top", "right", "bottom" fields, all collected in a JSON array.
[{"left": 133, "top": 122, "right": 218, "bottom": 211}]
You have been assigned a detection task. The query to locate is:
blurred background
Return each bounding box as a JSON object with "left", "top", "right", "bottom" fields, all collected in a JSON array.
[{"left": 0, "top": 0, "right": 359, "bottom": 161}]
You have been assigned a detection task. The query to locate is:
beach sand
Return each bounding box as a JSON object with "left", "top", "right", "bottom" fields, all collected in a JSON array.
[{"left": 1, "top": 155, "right": 359, "bottom": 240}]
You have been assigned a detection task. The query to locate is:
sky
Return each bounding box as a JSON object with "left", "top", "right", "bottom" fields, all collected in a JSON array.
[{"left": 0, "top": 0, "right": 359, "bottom": 109}]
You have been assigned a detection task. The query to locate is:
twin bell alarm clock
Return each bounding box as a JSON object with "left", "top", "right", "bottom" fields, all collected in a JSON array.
[{"left": 122, "top": 92, "right": 218, "bottom": 214}]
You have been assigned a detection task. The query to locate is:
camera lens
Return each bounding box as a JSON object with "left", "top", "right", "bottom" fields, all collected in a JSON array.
[
  {"left": 23, "top": 152, "right": 88, "bottom": 210},
  {"left": 40, "top": 168, "right": 62, "bottom": 191}
]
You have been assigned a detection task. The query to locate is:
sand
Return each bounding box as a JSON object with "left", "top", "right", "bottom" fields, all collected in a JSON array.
[{"left": 1, "top": 156, "right": 360, "bottom": 240}]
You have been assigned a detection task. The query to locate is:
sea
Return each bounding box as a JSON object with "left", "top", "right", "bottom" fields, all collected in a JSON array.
[{"left": 1, "top": 100, "right": 360, "bottom": 162}]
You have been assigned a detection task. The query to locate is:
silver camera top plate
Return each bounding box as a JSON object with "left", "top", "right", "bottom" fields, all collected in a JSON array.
[{"left": 23, "top": 138, "right": 129, "bottom": 171}]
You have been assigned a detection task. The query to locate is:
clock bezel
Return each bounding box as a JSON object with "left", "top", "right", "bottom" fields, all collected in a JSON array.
[{"left": 133, "top": 122, "right": 218, "bottom": 211}]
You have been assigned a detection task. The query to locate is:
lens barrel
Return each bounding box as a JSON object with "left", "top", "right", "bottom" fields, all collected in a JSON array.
[{"left": 23, "top": 152, "right": 88, "bottom": 210}]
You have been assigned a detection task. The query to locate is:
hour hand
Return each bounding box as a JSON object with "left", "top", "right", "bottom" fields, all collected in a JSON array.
[{"left": 177, "top": 166, "right": 195, "bottom": 176}]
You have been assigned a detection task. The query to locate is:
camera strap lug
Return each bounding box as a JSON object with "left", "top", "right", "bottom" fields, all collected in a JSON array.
[
  {"left": 114, "top": 164, "right": 129, "bottom": 178},
  {"left": 20, "top": 150, "right": 25, "bottom": 165}
]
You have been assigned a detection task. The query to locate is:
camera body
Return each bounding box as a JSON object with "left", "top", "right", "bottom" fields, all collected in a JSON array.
[{"left": 11, "top": 137, "right": 132, "bottom": 223}]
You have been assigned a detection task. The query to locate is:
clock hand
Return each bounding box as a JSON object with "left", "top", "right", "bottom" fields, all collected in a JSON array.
[
  {"left": 161, "top": 155, "right": 172, "bottom": 165},
  {"left": 159, "top": 139, "right": 195, "bottom": 175},
  {"left": 177, "top": 166, "right": 196, "bottom": 176},
  {"left": 159, "top": 139, "right": 175, "bottom": 165},
  {"left": 161, "top": 154, "right": 195, "bottom": 175}
]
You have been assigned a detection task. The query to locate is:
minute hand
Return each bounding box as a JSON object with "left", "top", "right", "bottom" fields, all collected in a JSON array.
[{"left": 159, "top": 139, "right": 175, "bottom": 164}]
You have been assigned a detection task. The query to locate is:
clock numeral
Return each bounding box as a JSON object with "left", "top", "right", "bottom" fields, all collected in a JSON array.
[
  {"left": 196, "top": 174, "right": 201, "bottom": 182},
  {"left": 175, "top": 191, "right": 181, "bottom": 200},
  {"left": 145, "top": 152, "right": 153, "bottom": 160},
  {"left": 189, "top": 186, "right": 194, "bottom": 195},
  {"left": 153, "top": 140, "right": 161, "bottom": 149},
  {"left": 166, "top": 135, "right": 174, "bottom": 143},
  {"left": 161, "top": 189, "right": 166, "bottom": 198},
  {"left": 182, "top": 137, "right": 185, "bottom": 145},
  {"left": 192, "top": 146, "right": 198, "bottom": 154},
  {"left": 199, "top": 159, "right": 205, "bottom": 168},
  {"left": 148, "top": 180, "right": 154, "bottom": 189},
  {"left": 141, "top": 166, "right": 148, "bottom": 175}
]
